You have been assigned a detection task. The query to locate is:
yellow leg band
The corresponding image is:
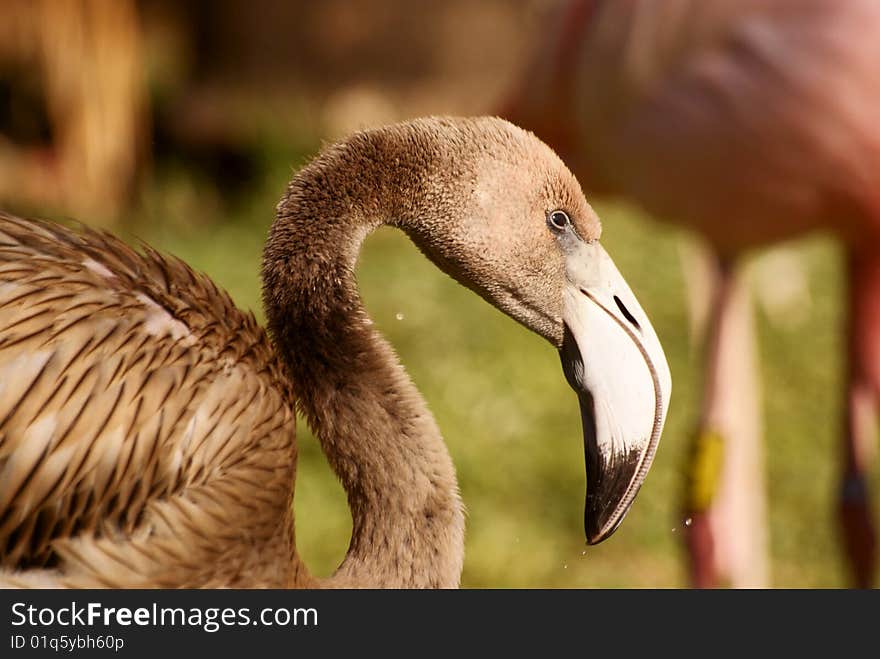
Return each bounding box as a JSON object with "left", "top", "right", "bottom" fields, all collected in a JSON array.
[{"left": 687, "top": 429, "right": 724, "bottom": 512}]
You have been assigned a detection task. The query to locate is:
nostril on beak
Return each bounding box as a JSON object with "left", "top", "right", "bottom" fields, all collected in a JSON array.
[{"left": 613, "top": 295, "right": 641, "bottom": 332}]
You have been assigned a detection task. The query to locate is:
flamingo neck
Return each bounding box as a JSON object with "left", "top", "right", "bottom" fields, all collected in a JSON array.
[{"left": 261, "top": 130, "right": 465, "bottom": 588}]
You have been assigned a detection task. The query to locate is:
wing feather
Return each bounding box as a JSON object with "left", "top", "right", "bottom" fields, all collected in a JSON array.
[{"left": 0, "top": 213, "right": 297, "bottom": 586}]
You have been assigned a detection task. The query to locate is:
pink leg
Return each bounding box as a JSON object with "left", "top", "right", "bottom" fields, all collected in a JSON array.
[
  {"left": 841, "top": 249, "right": 879, "bottom": 588},
  {"left": 683, "top": 255, "right": 768, "bottom": 588}
]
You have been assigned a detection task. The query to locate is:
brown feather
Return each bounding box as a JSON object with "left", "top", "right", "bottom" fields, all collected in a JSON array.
[{"left": 0, "top": 212, "right": 300, "bottom": 587}]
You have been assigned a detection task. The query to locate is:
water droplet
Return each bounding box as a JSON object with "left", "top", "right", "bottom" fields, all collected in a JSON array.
[
  {"left": 684, "top": 517, "right": 693, "bottom": 527},
  {"left": 395, "top": 312, "right": 405, "bottom": 321},
  {"left": 581, "top": 550, "right": 586, "bottom": 556},
  {"left": 514, "top": 537, "right": 520, "bottom": 544},
  {"left": 563, "top": 564, "right": 568, "bottom": 569}
]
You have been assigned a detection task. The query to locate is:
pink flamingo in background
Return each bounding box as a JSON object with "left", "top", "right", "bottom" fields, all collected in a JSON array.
[{"left": 502, "top": 0, "right": 880, "bottom": 587}]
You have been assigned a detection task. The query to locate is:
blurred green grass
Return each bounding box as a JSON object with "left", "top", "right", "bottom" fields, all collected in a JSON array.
[{"left": 122, "top": 134, "right": 876, "bottom": 588}]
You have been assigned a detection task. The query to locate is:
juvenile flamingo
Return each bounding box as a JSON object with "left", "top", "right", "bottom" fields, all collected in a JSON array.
[
  {"left": 502, "top": 0, "right": 880, "bottom": 587},
  {"left": 0, "top": 117, "right": 670, "bottom": 587}
]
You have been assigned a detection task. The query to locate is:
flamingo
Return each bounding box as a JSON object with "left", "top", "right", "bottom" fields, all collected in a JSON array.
[
  {"left": 0, "top": 117, "right": 671, "bottom": 587},
  {"left": 502, "top": 0, "right": 880, "bottom": 587}
]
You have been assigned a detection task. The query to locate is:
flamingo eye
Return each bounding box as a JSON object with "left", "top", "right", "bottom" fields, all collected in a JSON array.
[{"left": 548, "top": 210, "right": 570, "bottom": 232}]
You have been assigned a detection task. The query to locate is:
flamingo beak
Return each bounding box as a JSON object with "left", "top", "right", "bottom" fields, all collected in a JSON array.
[{"left": 559, "top": 241, "right": 671, "bottom": 544}]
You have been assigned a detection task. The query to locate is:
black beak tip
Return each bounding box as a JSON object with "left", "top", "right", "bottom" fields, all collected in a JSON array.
[
  {"left": 584, "top": 512, "right": 625, "bottom": 545},
  {"left": 583, "top": 447, "right": 644, "bottom": 546}
]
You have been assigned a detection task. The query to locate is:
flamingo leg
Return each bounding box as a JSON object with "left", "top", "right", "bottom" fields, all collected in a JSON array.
[
  {"left": 683, "top": 250, "right": 768, "bottom": 588},
  {"left": 841, "top": 249, "right": 879, "bottom": 588}
]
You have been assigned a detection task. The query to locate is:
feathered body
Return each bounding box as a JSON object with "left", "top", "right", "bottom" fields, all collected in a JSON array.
[
  {"left": 0, "top": 214, "right": 305, "bottom": 587},
  {"left": 512, "top": 0, "right": 880, "bottom": 252}
]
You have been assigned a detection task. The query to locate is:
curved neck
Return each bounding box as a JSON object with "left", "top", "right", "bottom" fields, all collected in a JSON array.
[{"left": 262, "top": 128, "right": 465, "bottom": 587}]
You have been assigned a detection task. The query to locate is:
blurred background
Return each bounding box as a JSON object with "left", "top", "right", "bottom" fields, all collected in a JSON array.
[{"left": 0, "top": 0, "right": 875, "bottom": 587}]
